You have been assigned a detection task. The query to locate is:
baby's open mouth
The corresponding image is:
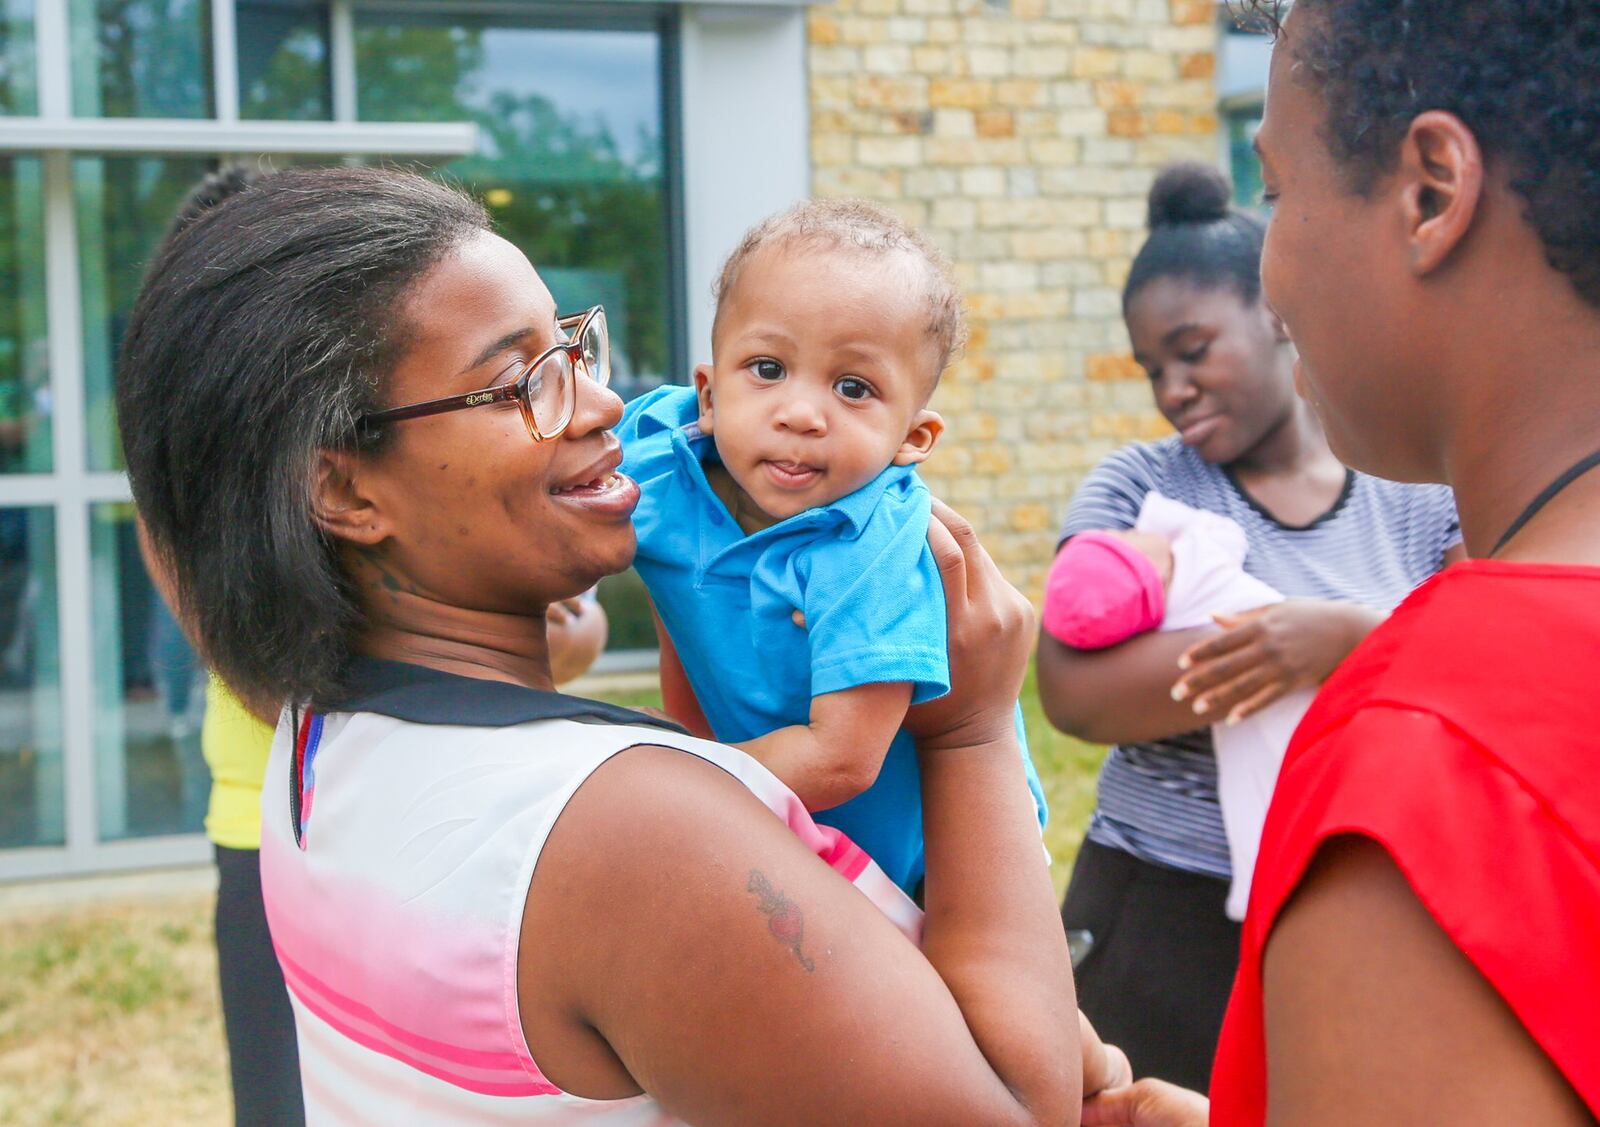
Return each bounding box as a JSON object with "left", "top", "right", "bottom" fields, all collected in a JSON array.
[{"left": 763, "top": 460, "right": 822, "bottom": 489}]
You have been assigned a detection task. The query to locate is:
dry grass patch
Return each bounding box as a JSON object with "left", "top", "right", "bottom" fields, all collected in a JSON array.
[{"left": 0, "top": 893, "right": 226, "bottom": 1126}]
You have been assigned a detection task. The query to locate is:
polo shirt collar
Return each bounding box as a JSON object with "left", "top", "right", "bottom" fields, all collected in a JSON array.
[{"left": 665, "top": 416, "right": 911, "bottom": 575}]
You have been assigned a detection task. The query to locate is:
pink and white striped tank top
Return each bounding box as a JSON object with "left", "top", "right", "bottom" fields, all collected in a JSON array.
[{"left": 259, "top": 659, "right": 922, "bottom": 1125}]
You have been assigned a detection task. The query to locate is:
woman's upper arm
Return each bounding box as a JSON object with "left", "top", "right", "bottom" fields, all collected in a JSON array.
[
  {"left": 1262, "top": 835, "right": 1592, "bottom": 1127},
  {"left": 522, "top": 745, "right": 1039, "bottom": 1127}
]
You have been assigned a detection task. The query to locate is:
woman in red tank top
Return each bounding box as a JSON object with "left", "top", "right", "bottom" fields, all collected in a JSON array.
[{"left": 1083, "top": 2, "right": 1600, "bottom": 1124}]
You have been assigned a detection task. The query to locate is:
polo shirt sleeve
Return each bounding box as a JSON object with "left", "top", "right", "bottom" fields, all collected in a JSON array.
[
  {"left": 616, "top": 385, "right": 696, "bottom": 565},
  {"left": 794, "top": 484, "right": 950, "bottom": 705}
]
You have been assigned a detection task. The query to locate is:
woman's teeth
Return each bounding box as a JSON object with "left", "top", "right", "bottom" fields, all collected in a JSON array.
[{"left": 551, "top": 473, "right": 620, "bottom": 495}]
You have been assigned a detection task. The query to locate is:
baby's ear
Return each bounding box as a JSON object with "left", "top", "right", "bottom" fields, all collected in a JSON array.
[
  {"left": 893, "top": 409, "right": 944, "bottom": 466},
  {"left": 692, "top": 363, "right": 715, "bottom": 435}
]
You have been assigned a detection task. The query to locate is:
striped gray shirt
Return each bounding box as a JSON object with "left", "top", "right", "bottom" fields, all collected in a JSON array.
[{"left": 1061, "top": 437, "right": 1461, "bottom": 880}]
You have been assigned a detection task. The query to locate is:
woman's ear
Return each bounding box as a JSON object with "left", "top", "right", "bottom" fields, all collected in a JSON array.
[
  {"left": 693, "top": 363, "right": 715, "bottom": 435},
  {"left": 893, "top": 410, "right": 945, "bottom": 466},
  {"left": 1398, "top": 110, "right": 1485, "bottom": 278},
  {"left": 312, "top": 449, "right": 389, "bottom": 546}
]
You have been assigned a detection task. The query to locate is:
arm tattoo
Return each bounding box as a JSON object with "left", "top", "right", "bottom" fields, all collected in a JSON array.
[{"left": 747, "top": 869, "right": 816, "bottom": 972}]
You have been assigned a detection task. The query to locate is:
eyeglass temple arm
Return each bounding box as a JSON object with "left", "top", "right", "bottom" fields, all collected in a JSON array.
[{"left": 362, "top": 382, "right": 521, "bottom": 425}]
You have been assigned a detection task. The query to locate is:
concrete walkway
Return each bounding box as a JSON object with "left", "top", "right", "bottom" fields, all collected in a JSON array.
[{"left": 0, "top": 863, "right": 215, "bottom": 915}]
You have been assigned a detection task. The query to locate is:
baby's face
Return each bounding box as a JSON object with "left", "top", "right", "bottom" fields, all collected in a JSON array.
[{"left": 698, "top": 244, "right": 944, "bottom": 522}]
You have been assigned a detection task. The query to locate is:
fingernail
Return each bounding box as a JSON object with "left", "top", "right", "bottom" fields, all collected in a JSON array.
[
  {"left": 1171, "top": 684, "right": 1188, "bottom": 701},
  {"left": 1193, "top": 699, "right": 1210, "bottom": 715},
  {"left": 1177, "top": 655, "right": 1191, "bottom": 671},
  {"left": 1226, "top": 711, "right": 1242, "bottom": 727}
]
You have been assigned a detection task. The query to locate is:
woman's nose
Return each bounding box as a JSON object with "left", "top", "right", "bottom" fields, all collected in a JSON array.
[
  {"left": 568, "top": 368, "right": 623, "bottom": 437},
  {"left": 1157, "top": 369, "right": 1198, "bottom": 415}
]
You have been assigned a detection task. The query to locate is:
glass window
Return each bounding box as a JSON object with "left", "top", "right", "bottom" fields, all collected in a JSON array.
[
  {"left": 91, "top": 501, "right": 206, "bottom": 841},
  {"left": 0, "top": 506, "right": 62, "bottom": 849},
  {"left": 0, "top": 0, "right": 37, "bottom": 116},
  {"left": 238, "top": 0, "right": 331, "bottom": 121},
  {"left": 1227, "top": 107, "right": 1265, "bottom": 211},
  {"left": 71, "top": 0, "right": 213, "bottom": 118},
  {"left": 354, "top": 11, "right": 674, "bottom": 402},
  {"left": 76, "top": 155, "right": 213, "bottom": 471},
  {"left": 0, "top": 156, "right": 49, "bottom": 474}
]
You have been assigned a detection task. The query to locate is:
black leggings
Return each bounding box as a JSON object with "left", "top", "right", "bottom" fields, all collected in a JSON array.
[
  {"left": 1061, "top": 839, "right": 1242, "bottom": 1092},
  {"left": 215, "top": 845, "right": 305, "bottom": 1127}
]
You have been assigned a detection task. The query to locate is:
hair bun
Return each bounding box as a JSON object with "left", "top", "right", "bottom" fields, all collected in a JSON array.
[{"left": 1146, "top": 162, "right": 1233, "bottom": 228}]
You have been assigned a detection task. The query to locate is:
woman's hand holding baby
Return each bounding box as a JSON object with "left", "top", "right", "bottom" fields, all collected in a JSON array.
[
  {"left": 906, "top": 499, "right": 1034, "bottom": 753},
  {"left": 1172, "top": 599, "right": 1384, "bottom": 724}
]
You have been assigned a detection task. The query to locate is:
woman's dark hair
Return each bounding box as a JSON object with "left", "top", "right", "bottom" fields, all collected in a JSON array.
[
  {"left": 166, "top": 164, "right": 265, "bottom": 238},
  {"left": 1122, "top": 161, "right": 1267, "bottom": 311},
  {"left": 1242, "top": 0, "right": 1600, "bottom": 307},
  {"left": 118, "top": 166, "right": 489, "bottom": 707}
]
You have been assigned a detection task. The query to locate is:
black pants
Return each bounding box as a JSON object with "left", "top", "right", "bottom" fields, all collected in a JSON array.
[
  {"left": 215, "top": 845, "right": 306, "bottom": 1127},
  {"left": 1061, "top": 839, "right": 1241, "bottom": 1092}
]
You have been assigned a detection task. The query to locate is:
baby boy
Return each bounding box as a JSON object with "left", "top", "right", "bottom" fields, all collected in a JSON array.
[{"left": 617, "top": 199, "right": 1046, "bottom": 892}]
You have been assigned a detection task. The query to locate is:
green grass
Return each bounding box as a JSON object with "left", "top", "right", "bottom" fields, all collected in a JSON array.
[{"left": 0, "top": 661, "right": 1105, "bottom": 1121}]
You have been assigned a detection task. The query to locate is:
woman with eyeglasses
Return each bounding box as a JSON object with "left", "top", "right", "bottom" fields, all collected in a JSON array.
[{"left": 118, "top": 166, "right": 1121, "bottom": 1125}]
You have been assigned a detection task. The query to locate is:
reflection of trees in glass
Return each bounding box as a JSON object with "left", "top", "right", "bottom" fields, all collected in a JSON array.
[
  {"left": 0, "top": 158, "right": 48, "bottom": 475},
  {"left": 0, "top": 4, "right": 38, "bottom": 115},
  {"left": 78, "top": 0, "right": 212, "bottom": 118},
  {"left": 356, "top": 21, "right": 670, "bottom": 386},
  {"left": 77, "top": 156, "right": 213, "bottom": 470},
  {"left": 461, "top": 92, "right": 668, "bottom": 388},
  {"left": 237, "top": 0, "right": 330, "bottom": 121}
]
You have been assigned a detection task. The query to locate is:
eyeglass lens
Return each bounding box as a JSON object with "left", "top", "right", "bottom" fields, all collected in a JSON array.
[
  {"left": 524, "top": 310, "right": 609, "bottom": 439},
  {"left": 528, "top": 351, "right": 575, "bottom": 438},
  {"left": 582, "top": 309, "right": 610, "bottom": 387}
]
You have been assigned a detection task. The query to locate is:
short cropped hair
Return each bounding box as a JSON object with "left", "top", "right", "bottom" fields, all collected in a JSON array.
[
  {"left": 1240, "top": 0, "right": 1600, "bottom": 308},
  {"left": 713, "top": 198, "right": 967, "bottom": 377}
]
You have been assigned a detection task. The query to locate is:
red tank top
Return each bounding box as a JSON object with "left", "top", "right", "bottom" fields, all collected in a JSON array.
[{"left": 1211, "top": 560, "right": 1600, "bottom": 1121}]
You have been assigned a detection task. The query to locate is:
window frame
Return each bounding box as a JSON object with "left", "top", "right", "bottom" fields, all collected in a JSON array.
[{"left": 0, "top": 0, "right": 810, "bottom": 879}]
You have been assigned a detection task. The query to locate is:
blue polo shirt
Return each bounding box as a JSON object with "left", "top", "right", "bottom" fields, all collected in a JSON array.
[{"left": 618, "top": 385, "right": 1046, "bottom": 890}]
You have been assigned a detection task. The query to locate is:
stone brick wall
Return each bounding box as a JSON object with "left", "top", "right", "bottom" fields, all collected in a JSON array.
[{"left": 808, "top": 0, "right": 1219, "bottom": 599}]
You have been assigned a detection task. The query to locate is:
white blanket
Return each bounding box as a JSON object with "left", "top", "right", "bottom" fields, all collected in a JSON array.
[{"left": 1136, "top": 493, "right": 1316, "bottom": 921}]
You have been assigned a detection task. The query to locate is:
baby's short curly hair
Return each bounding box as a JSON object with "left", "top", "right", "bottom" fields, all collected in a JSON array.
[
  {"left": 1240, "top": 0, "right": 1600, "bottom": 308},
  {"left": 713, "top": 198, "right": 967, "bottom": 381}
]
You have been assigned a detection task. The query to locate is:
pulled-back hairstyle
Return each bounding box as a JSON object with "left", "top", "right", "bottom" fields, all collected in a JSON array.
[
  {"left": 1241, "top": 0, "right": 1600, "bottom": 307},
  {"left": 1122, "top": 162, "right": 1266, "bottom": 311},
  {"left": 167, "top": 164, "right": 265, "bottom": 237},
  {"left": 713, "top": 198, "right": 967, "bottom": 376},
  {"left": 118, "top": 166, "right": 489, "bottom": 707}
]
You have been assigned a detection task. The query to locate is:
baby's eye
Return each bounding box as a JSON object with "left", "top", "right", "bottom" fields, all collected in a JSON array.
[
  {"left": 1179, "top": 343, "right": 1210, "bottom": 365},
  {"left": 752, "top": 359, "right": 785, "bottom": 382},
  {"left": 835, "top": 376, "right": 873, "bottom": 401}
]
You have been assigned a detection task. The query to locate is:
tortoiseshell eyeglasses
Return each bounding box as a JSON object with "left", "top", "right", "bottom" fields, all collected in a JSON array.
[{"left": 360, "top": 306, "right": 609, "bottom": 442}]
